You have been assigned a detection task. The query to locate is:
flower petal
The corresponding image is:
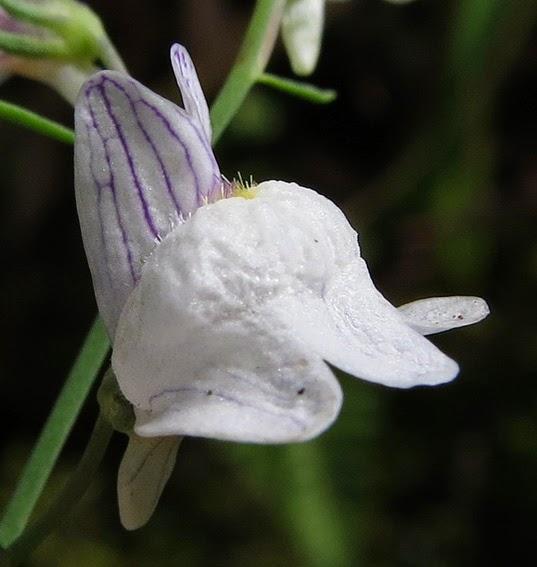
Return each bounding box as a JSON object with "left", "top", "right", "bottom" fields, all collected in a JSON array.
[
  {"left": 111, "top": 188, "right": 343, "bottom": 442},
  {"left": 74, "top": 70, "right": 221, "bottom": 335},
  {"left": 170, "top": 43, "right": 212, "bottom": 143},
  {"left": 282, "top": 0, "right": 324, "bottom": 76},
  {"left": 117, "top": 434, "right": 180, "bottom": 530},
  {"left": 114, "top": 285, "right": 342, "bottom": 443},
  {"left": 271, "top": 262, "right": 460, "bottom": 389},
  {"left": 397, "top": 296, "right": 490, "bottom": 335}
]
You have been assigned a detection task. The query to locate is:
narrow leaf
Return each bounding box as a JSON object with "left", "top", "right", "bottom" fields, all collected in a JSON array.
[{"left": 0, "top": 99, "right": 74, "bottom": 144}]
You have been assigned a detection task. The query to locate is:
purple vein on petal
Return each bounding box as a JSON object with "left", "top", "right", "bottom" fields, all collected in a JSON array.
[
  {"left": 124, "top": 437, "right": 169, "bottom": 486},
  {"left": 136, "top": 98, "right": 205, "bottom": 207},
  {"left": 84, "top": 92, "right": 137, "bottom": 283},
  {"left": 170, "top": 104, "right": 222, "bottom": 199},
  {"left": 83, "top": 121, "right": 114, "bottom": 290},
  {"left": 98, "top": 78, "right": 159, "bottom": 238},
  {"left": 103, "top": 77, "right": 184, "bottom": 217},
  {"left": 147, "top": 386, "right": 307, "bottom": 431}
]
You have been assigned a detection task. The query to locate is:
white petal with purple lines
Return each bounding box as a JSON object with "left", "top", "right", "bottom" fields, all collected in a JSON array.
[
  {"left": 75, "top": 69, "right": 221, "bottom": 336},
  {"left": 170, "top": 43, "right": 212, "bottom": 142}
]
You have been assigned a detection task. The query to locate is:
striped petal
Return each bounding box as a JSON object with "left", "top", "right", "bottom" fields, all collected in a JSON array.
[
  {"left": 170, "top": 43, "right": 212, "bottom": 142},
  {"left": 74, "top": 63, "right": 221, "bottom": 336}
]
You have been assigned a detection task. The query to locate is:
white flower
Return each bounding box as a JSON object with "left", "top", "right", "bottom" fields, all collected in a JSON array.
[{"left": 74, "top": 43, "right": 489, "bottom": 529}]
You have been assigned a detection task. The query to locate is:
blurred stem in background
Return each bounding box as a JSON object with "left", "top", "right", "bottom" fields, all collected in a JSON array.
[
  {"left": 0, "top": 99, "right": 75, "bottom": 144},
  {"left": 3, "top": 415, "right": 114, "bottom": 567},
  {"left": 225, "top": 438, "right": 352, "bottom": 567},
  {"left": 281, "top": 443, "right": 351, "bottom": 567},
  {"left": 210, "top": 0, "right": 285, "bottom": 142},
  {"left": 0, "top": 317, "right": 109, "bottom": 548}
]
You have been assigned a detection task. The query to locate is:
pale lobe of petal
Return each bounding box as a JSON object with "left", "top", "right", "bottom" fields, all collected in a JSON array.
[
  {"left": 398, "top": 296, "right": 490, "bottom": 336},
  {"left": 74, "top": 70, "right": 221, "bottom": 336},
  {"left": 117, "top": 434, "right": 181, "bottom": 530},
  {"left": 282, "top": 0, "right": 324, "bottom": 76},
  {"left": 112, "top": 183, "right": 345, "bottom": 443},
  {"left": 170, "top": 43, "right": 212, "bottom": 143},
  {"left": 270, "top": 260, "right": 460, "bottom": 389},
  {"left": 113, "top": 279, "right": 343, "bottom": 443}
]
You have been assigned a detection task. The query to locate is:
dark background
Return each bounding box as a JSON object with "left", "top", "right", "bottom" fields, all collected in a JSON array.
[{"left": 1, "top": 1, "right": 536, "bottom": 565}]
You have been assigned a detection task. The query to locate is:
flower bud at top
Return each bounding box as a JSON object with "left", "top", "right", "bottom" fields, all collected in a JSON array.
[
  {"left": 281, "top": 0, "right": 324, "bottom": 76},
  {"left": 0, "top": 0, "right": 105, "bottom": 60},
  {"left": 0, "top": 0, "right": 108, "bottom": 101}
]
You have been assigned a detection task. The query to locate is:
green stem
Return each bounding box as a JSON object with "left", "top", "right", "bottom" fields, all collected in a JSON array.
[
  {"left": 0, "top": 317, "right": 109, "bottom": 548},
  {"left": 258, "top": 72, "right": 337, "bottom": 104},
  {"left": 282, "top": 444, "right": 351, "bottom": 567},
  {"left": 0, "top": 99, "right": 74, "bottom": 144},
  {"left": 4, "top": 414, "right": 113, "bottom": 566},
  {"left": 210, "top": 0, "right": 285, "bottom": 143},
  {"left": 98, "top": 34, "right": 128, "bottom": 74}
]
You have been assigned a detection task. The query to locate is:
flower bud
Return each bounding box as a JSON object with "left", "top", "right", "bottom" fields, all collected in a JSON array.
[
  {"left": 0, "top": 0, "right": 106, "bottom": 102},
  {"left": 281, "top": 0, "right": 324, "bottom": 76}
]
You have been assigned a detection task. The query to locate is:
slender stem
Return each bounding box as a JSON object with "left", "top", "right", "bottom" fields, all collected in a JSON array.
[
  {"left": 258, "top": 72, "right": 336, "bottom": 104},
  {"left": 210, "top": 0, "right": 285, "bottom": 143},
  {"left": 0, "top": 317, "right": 110, "bottom": 548},
  {"left": 5, "top": 414, "right": 114, "bottom": 566},
  {"left": 0, "top": 99, "right": 75, "bottom": 144},
  {"left": 98, "top": 34, "right": 128, "bottom": 74}
]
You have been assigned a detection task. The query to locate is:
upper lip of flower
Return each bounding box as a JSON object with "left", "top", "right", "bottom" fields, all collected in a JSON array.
[{"left": 74, "top": 43, "right": 222, "bottom": 336}]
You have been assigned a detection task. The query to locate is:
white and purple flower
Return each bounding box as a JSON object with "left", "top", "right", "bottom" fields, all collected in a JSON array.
[{"left": 74, "top": 44, "right": 489, "bottom": 529}]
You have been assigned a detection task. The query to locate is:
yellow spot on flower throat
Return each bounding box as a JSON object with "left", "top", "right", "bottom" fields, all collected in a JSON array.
[{"left": 231, "top": 174, "right": 257, "bottom": 200}]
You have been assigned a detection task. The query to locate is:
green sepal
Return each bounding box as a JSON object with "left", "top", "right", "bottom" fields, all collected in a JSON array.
[
  {"left": 97, "top": 368, "right": 135, "bottom": 436},
  {"left": 0, "top": 29, "right": 68, "bottom": 58},
  {"left": 0, "top": 0, "right": 104, "bottom": 61}
]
